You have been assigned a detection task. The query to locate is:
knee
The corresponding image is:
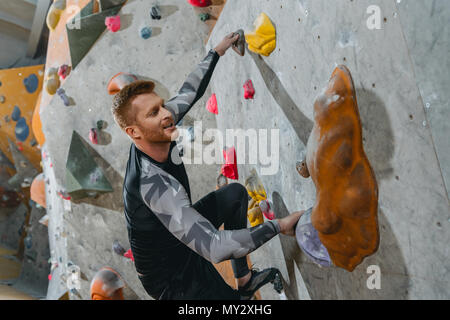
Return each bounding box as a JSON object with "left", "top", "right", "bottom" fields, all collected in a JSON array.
[{"left": 228, "top": 183, "right": 248, "bottom": 201}]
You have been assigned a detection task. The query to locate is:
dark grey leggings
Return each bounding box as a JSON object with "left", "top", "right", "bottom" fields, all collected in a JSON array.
[{"left": 192, "top": 183, "right": 250, "bottom": 278}]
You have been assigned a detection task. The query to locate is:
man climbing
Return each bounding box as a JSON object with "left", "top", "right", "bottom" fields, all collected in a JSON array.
[{"left": 112, "top": 32, "right": 303, "bottom": 300}]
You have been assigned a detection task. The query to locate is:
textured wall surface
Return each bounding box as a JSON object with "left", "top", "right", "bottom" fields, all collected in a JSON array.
[{"left": 206, "top": 0, "right": 449, "bottom": 299}]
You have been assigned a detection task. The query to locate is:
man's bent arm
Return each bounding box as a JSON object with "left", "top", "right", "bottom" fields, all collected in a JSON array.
[
  {"left": 164, "top": 49, "right": 220, "bottom": 124},
  {"left": 140, "top": 161, "right": 280, "bottom": 264}
]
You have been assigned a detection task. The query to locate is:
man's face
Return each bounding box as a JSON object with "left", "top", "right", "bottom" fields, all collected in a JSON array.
[{"left": 127, "top": 92, "right": 178, "bottom": 143}]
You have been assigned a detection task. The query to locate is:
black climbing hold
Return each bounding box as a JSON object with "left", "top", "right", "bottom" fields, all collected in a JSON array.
[
  {"left": 96, "top": 120, "right": 105, "bottom": 130},
  {"left": 150, "top": 5, "right": 161, "bottom": 20}
]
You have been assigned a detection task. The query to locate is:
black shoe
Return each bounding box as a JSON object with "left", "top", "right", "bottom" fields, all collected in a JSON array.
[{"left": 238, "top": 267, "right": 279, "bottom": 300}]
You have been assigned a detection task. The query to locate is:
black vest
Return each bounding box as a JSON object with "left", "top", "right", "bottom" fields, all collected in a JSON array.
[{"left": 123, "top": 142, "right": 192, "bottom": 297}]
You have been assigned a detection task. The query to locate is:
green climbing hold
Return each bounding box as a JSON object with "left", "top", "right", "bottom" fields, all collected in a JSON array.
[
  {"left": 65, "top": 131, "right": 113, "bottom": 200},
  {"left": 66, "top": 0, "right": 126, "bottom": 69},
  {"left": 199, "top": 13, "right": 210, "bottom": 22}
]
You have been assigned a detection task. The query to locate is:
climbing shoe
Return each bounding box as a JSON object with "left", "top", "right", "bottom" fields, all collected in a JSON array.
[{"left": 238, "top": 267, "right": 280, "bottom": 300}]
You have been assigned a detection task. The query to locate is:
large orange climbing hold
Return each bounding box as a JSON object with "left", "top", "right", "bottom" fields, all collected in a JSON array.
[
  {"left": 245, "top": 13, "right": 276, "bottom": 57},
  {"left": 90, "top": 267, "right": 125, "bottom": 300},
  {"left": 303, "top": 65, "right": 379, "bottom": 272}
]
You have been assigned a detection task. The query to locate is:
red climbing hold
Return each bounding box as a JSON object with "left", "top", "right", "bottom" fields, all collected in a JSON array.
[
  {"left": 17, "top": 142, "right": 23, "bottom": 151},
  {"left": 57, "top": 191, "right": 71, "bottom": 201},
  {"left": 48, "top": 274, "right": 52, "bottom": 281},
  {"left": 221, "top": 147, "right": 238, "bottom": 180},
  {"left": 58, "top": 64, "right": 71, "bottom": 80},
  {"left": 124, "top": 249, "right": 134, "bottom": 261},
  {"left": 243, "top": 79, "right": 255, "bottom": 99},
  {"left": 206, "top": 93, "right": 218, "bottom": 115},
  {"left": 187, "top": 0, "right": 212, "bottom": 8},
  {"left": 89, "top": 128, "right": 98, "bottom": 145},
  {"left": 105, "top": 15, "right": 121, "bottom": 32},
  {"left": 259, "top": 200, "right": 275, "bottom": 220}
]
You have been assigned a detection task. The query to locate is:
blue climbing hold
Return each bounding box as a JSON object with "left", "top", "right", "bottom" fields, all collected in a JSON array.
[
  {"left": 23, "top": 74, "right": 39, "bottom": 94},
  {"left": 15, "top": 117, "right": 30, "bottom": 142},
  {"left": 140, "top": 26, "right": 152, "bottom": 39},
  {"left": 12, "top": 106, "right": 21, "bottom": 121}
]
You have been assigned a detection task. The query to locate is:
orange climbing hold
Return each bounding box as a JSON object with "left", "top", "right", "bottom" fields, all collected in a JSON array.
[
  {"left": 107, "top": 72, "right": 138, "bottom": 95},
  {"left": 302, "top": 65, "right": 379, "bottom": 272},
  {"left": 30, "top": 173, "right": 46, "bottom": 208},
  {"left": 90, "top": 267, "right": 125, "bottom": 300}
]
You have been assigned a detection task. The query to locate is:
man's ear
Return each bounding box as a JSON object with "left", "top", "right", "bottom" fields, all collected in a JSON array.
[{"left": 125, "top": 125, "right": 141, "bottom": 140}]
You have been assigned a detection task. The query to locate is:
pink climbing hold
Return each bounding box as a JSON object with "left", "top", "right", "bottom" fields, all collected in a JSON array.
[
  {"left": 243, "top": 79, "right": 255, "bottom": 99},
  {"left": 221, "top": 147, "right": 238, "bottom": 180},
  {"left": 206, "top": 93, "right": 218, "bottom": 115},
  {"left": 48, "top": 274, "right": 52, "bottom": 281},
  {"left": 259, "top": 200, "right": 275, "bottom": 220},
  {"left": 58, "top": 64, "right": 71, "bottom": 80},
  {"left": 57, "top": 191, "right": 71, "bottom": 201},
  {"left": 89, "top": 128, "right": 98, "bottom": 145},
  {"left": 124, "top": 249, "right": 134, "bottom": 262},
  {"left": 187, "top": 0, "right": 212, "bottom": 7},
  {"left": 105, "top": 15, "right": 121, "bottom": 32}
]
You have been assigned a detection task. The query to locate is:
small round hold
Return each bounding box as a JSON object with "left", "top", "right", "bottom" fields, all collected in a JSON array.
[
  {"left": 0, "top": 95, "right": 5, "bottom": 103},
  {"left": 112, "top": 240, "right": 126, "bottom": 256},
  {"left": 296, "top": 160, "right": 310, "bottom": 178},
  {"left": 140, "top": 27, "right": 152, "bottom": 39},
  {"left": 96, "top": 120, "right": 105, "bottom": 130},
  {"left": 199, "top": 13, "right": 210, "bottom": 22}
]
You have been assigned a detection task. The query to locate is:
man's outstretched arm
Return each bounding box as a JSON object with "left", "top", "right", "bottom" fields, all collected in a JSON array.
[
  {"left": 164, "top": 49, "right": 220, "bottom": 124},
  {"left": 164, "top": 32, "right": 239, "bottom": 124},
  {"left": 139, "top": 161, "right": 282, "bottom": 264}
]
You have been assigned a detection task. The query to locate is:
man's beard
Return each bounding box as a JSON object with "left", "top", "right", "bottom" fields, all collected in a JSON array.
[{"left": 138, "top": 124, "right": 178, "bottom": 143}]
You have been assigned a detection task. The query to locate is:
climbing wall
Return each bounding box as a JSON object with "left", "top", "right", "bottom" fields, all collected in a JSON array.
[
  {"left": 33, "top": 0, "right": 449, "bottom": 300},
  {"left": 206, "top": 0, "right": 450, "bottom": 299},
  {"left": 0, "top": 65, "right": 44, "bottom": 172}
]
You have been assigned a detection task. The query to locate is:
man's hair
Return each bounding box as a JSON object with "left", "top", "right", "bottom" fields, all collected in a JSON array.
[{"left": 112, "top": 80, "right": 155, "bottom": 130}]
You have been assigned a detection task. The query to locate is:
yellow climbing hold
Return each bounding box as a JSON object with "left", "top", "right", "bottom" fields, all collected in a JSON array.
[
  {"left": 46, "top": 0, "right": 66, "bottom": 31},
  {"left": 247, "top": 199, "right": 264, "bottom": 227},
  {"left": 245, "top": 168, "right": 267, "bottom": 203},
  {"left": 245, "top": 13, "right": 276, "bottom": 57},
  {"left": 44, "top": 67, "right": 60, "bottom": 95}
]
